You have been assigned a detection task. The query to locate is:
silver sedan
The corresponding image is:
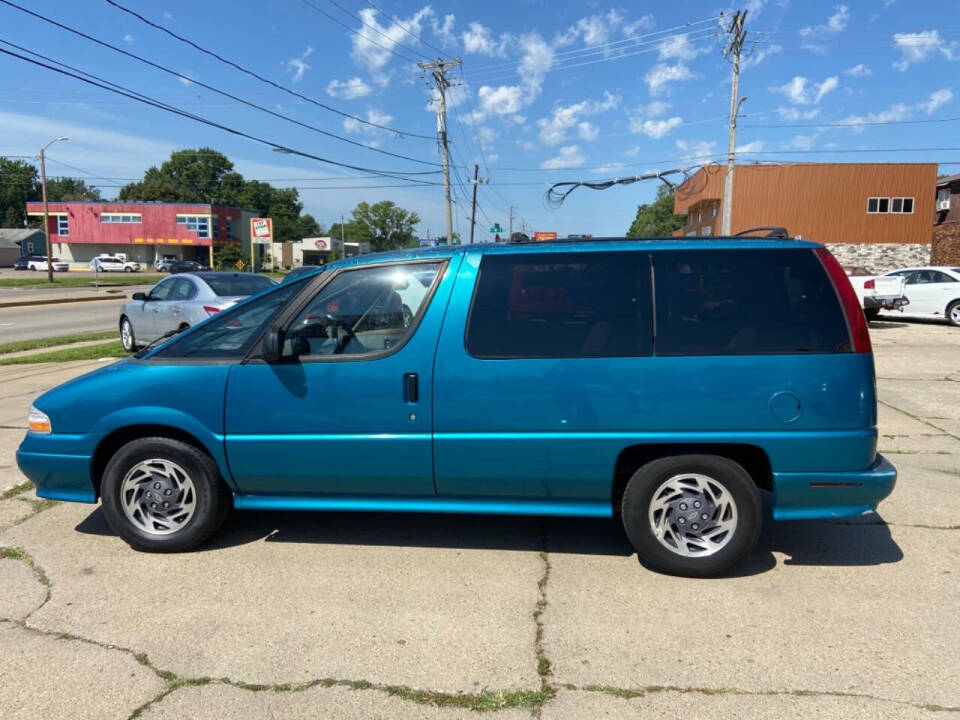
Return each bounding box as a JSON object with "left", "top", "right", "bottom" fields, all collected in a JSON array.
[{"left": 119, "top": 272, "right": 276, "bottom": 351}]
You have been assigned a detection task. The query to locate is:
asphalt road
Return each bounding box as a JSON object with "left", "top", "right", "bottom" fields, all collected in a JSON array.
[{"left": 0, "top": 299, "right": 126, "bottom": 343}]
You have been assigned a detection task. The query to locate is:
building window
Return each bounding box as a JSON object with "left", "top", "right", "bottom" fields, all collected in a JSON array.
[
  {"left": 712, "top": 203, "right": 717, "bottom": 217},
  {"left": 697, "top": 208, "right": 702, "bottom": 223},
  {"left": 867, "top": 197, "right": 890, "bottom": 214},
  {"left": 891, "top": 197, "right": 914, "bottom": 214},
  {"left": 100, "top": 214, "right": 142, "bottom": 224},
  {"left": 56, "top": 216, "right": 69, "bottom": 236},
  {"left": 226, "top": 217, "right": 233, "bottom": 240},
  {"left": 176, "top": 215, "right": 210, "bottom": 238},
  {"left": 212, "top": 215, "right": 220, "bottom": 239}
]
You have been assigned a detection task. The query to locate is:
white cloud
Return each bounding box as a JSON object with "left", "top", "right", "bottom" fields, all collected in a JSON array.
[
  {"left": 892, "top": 30, "right": 958, "bottom": 71},
  {"left": 645, "top": 101, "right": 671, "bottom": 117},
  {"left": 286, "top": 46, "right": 314, "bottom": 84},
  {"left": 517, "top": 139, "right": 538, "bottom": 152},
  {"left": 428, "top": 82, "right": 470, "bottom": 112},
  {"left": 742, "top": 44, "right": 782, "bottom": 68},
  {"left": 326, "top": 77, "right": 372, "bottom": 100},
  {"left": 773, "top": 75, "right": 838, "bottom": 105},
  {"left": 431, "top": 14, "right": 457, "bottom": 49},
  {"left": 123, "top": 34, "right": 134, "bottom": 45},
  {"left": 486, "top": 153, "right": 499, "bottom": 164},
  {"left": 343, "top": 108, "right": 394, "bottom": 135},
  {"left": 777, "top": 106, "right": 821, "bottom": 120},
  {"left": 925, "top": 88, "right": 953, "bottom": 115},
  {"left": 476, "top": 125, "right": 499, "bottom": 147},
  {"left": 162, "top": 11, "right": 172, "bottom": 21},
  {"left": 536, "top": 91, "right": 619, "bottom": 145},
  {"left": 800, "top": 4, "right": 850, "bottom": 38},
  {"left": 473, "top": 32, "right": 554, "bottom": 120},
  {"left": 555, "top": 10, "right": 626, "bottom": 48},
  {"left": 540, "top": 145, "right": 585, "bottom": 170},
  {"left": 351, "top": 6, "right": 431, "bottom": 76},
  {"left": 657, "top": 34, "right": 707, "bottom": 61},
  {"left": 675, "top": 139, "right": 718, "bottom": 162},
  {"left": 178, "top": 71, "right": 195, "bottom": 87},
  {"left": 735, "top": 140, "right": 765, "bottom": 153},
  {"left": 591, "top": 162, "right": 626, "bottom": 175},
  {"left": 628, "top": 102, "right": 682, "bottom": 139},
  {"left": 578, "top": 122, "right": 599, "bottom": 141},
  {"left": 462, "top": 22, "right": 509, "bottom": 57},
  {"left": 844, "top": 63, "right": 872, "bottom": 77},
  {"left": 789, "top": 133, "right": 818, "bottom": 150},
  {"left": 644, "top": 63, "right": 695, "bottom": 96},
  {"left": 623, "top": 15, "right": 655, "bottom": 36}
]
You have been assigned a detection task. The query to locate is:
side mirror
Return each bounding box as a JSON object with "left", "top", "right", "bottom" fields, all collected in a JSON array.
[
  {"left": 262, "top": 324, "right": 284, "bottom": 363},
  {"left": 132, "top": 292, "right": 147, "bottom": 301}
]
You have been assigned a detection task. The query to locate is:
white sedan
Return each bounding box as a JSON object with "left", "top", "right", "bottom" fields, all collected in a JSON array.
[
  {"left": 91, "top": 256, "right": 141, "bottom": 272},
  {"left": 878, "top": 267, "right": 960, "bottom": 327},
  {"left": 27, "top": 256, "right": 69, "bottom": 272}
]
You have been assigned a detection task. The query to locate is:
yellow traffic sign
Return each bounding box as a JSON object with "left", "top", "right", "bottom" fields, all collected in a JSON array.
[{"left": 235, "top": 259, "right": 246, "bottom": 271}]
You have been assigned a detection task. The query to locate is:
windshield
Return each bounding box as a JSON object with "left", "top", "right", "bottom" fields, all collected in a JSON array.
[{"left": 202, "top": 274, "right": 275, "bottom": 296}]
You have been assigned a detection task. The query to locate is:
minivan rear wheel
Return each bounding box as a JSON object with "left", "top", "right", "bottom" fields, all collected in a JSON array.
[
  {"left": 621, "top": 455, "right": 762, "bottom": 577},
  {"left": 100, "top": 437, "right": 231, "bottom": 552}
]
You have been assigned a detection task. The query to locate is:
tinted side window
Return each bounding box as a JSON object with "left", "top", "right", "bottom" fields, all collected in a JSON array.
[
  {"left": 654, "top": 249, "right": 851, "bottom": 355},
  {"left": 149, "top": 278, "right": 175, "bottom": 301},
  {"left": 152, "top": 279, "right": 307, "bottom": 359},
  {"left": 466, "top": 252, "right": 652, "bottom": 358},
  {"left": 169, "top": 278, "right": 196, "bottom": 301}
]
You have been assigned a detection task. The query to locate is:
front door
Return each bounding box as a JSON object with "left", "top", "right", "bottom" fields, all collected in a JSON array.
[
  {"left": 224, "top": 256, "right": 459, "bottom": 497},
  {"left": 901, "top": 270, "right": 956, "bottom": 315}
]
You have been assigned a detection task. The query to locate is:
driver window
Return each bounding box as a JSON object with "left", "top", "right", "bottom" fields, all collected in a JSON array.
[
  {"left": 169, "top": 278, "right": 195, "bottom": 301},
  {"left": 284, "top": 261, "right": 443, "bottom": 358},
  {"left": 149, "top": 278, "right": 175, "bottom": 301}
]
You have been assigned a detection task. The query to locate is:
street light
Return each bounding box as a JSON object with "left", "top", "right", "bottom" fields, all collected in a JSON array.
[{"left": 39, "top": 136, "right": 69, "bottom": 282}]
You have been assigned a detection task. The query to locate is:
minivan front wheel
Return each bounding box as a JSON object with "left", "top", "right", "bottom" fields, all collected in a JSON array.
[
  {"left": 621, "top": 455, "right": 762, "bottom": 577},
  {"left": 100, "top": 437, "right": 231, "bottom": 552}
]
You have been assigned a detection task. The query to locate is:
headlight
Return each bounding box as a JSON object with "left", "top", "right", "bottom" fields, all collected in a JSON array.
[{"left": 27, "top": 406, "right": 51, "bottom": 434}]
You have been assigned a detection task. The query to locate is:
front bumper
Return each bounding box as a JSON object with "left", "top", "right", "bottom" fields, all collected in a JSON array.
[
  {"left": 16, "top": 433, "right": 99, "bottom": 504},
  {"left": 771, "top": 454, "right": 896, "bottom": 520}
]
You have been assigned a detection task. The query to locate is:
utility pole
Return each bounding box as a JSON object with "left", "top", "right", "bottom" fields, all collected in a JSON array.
[
  {"left": 721, "top": 9, "right": 747, "bottom": 237},
  {"left": 469, "top": 164, "right": 479, "bottom": 245},
  {"left": 38, "top": 136, "right": 68, "bottom": 282},
  {"left": 419, "top": 58, "right": 461, "bottom": 244},
  {"left": 509, "top": 205, "right": 514, "bottom": 240}
]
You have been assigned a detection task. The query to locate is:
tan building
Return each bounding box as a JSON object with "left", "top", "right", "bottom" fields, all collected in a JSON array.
[{"left": 673, "top": 163, "right": 937, "bottom": 271}]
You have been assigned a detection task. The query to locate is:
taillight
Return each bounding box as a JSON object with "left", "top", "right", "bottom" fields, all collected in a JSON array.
[
  {"left": 863, "top": 278, "right": 875, "bottom": 289},
  {"left": 203, "top": 305, "right": 222, "bottom": 316},
  {"left": 815, "top": 247, "right": 871, "bottom": 353}
]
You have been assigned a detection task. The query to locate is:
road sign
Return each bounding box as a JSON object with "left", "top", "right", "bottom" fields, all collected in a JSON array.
[
  {"left": 251, "top": 217, "right": 273, "bottom": 245},
  {"left": 235, "top": 259, "right": 245, "bottom": 271},
  {"left": 489, "top": 224, "right": 503, "bottom": 233},
  {"left": 533, "top": 231, "right": 557, "bottom": 241}
]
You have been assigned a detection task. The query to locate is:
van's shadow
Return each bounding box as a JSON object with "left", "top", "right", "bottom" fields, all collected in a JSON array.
[
  {"left": 868, "top": 321, "right": 910, "bottom": 330},
  {"left": 75, "top": 494, "right": 902, "bottom": 578}
]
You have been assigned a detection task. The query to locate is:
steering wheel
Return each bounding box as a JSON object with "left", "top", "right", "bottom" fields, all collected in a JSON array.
[{"left": 323, "top": 313, "right": 362, "bottom": 354}]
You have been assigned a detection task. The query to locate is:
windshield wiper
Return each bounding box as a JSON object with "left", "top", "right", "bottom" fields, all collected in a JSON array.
[{"left": 133, "top": 328, "right": 184, "bottom": 358}]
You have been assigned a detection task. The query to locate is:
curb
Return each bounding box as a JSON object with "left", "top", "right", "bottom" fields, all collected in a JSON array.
[{"left": 0, "top": 293, "right": 128, "bottom": 309}]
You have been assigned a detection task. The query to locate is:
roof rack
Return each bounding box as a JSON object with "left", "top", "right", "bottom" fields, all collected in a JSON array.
[{"left": 733, "top": 226, "right": 791, "bottom": 239}]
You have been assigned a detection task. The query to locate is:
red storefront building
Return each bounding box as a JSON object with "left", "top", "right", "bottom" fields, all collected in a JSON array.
[{"left": 24, "top": 201, "right": 256, "bottom": 269}]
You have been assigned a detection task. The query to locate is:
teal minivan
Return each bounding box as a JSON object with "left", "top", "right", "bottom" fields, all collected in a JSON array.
[{"left": 17, "top": 238, "right": 896, "bottom": 576}]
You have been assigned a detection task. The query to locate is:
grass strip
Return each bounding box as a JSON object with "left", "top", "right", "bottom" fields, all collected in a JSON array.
[
  {"left": 0, "top": 330, "right": 117, "bottom": 355},
  {"left": 0, "top": 341, "right": 126, "bottom": 365},
  {"left": 0, "top": 274, "right": 164, "bottom": 288}
]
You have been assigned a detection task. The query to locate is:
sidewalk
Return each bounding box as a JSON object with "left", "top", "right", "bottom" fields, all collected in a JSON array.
[{"left": 0, "top": 287, "right": 134, "bottom": 309}]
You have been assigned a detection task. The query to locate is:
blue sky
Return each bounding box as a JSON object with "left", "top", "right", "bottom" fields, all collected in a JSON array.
[{"left": 1, "top": 0, "right": 957, "bottom": 238}]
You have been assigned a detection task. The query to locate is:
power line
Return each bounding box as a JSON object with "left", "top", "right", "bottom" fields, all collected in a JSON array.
[
  {"left": 0, "top": 45, "right": 442, "bottom": 184},
  {"left": 297, "top": 0, "right": 420, "bottom": 64},
  {"left": 745, "top": 116, "right": 960, "bottom": 129},
  {"left": 103, "top": 0, "right": 433, "bottom": 138},
  {"left": 0, "top": 5, "right": 437, "bottom": 166}
]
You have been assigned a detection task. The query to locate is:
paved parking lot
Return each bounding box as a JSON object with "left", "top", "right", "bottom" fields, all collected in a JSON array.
[{"left": 1, "top": 320, "right": 958, "bottom": 719}]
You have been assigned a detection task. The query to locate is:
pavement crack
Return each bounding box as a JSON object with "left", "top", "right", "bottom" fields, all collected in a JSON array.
[
  {"left": 0, "top": 545, "right": 52, "bottom": 618},
  {"left": 530, "top": 521, "right": 557, "bottom": 718},
  {"left": 814, "top": 518, "right": 960, "bottom": 530},
  {"left": 581, "top": 683, "right": 960, "bottom": 712},
  {"left": 878, "top": 400, "right": 960, "bottom": 442},
  {"left": 1, "top": 481, "right": 33, "bottom": 500}
]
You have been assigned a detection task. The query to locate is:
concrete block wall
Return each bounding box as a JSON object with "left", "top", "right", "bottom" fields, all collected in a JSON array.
[{"left": 824, "top": 243, "right": 931, "bottom": 274}]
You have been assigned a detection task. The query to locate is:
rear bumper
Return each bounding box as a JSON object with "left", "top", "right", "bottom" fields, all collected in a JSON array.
[
  {"left": 771, "top": 454, "right": 896, "bottom": 520},
  {"left": 864, "top": 296, "right": 909, "bottom": 311}
]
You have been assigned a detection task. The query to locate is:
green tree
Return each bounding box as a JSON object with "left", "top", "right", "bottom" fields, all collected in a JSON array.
[
  {"left": 213, "top": 244, "right": 244, "bottom": 270},
  {"left": 0, "top": 158, "right": 39, "bottom": 227},
  {"left": 626, "top": 185, "right": 686, "bottom": 237},
  {"left": 350, "top": 200, "right": 421, "bottom": 251},
  {"left": 327, "top": 219, "right": 371, "bottom": 247},
  {"left": 45, "top": 177, "right": 102, "bottom": 202}
]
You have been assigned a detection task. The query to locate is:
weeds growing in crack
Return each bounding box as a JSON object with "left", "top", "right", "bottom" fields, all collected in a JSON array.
[{"left": 1, "top": 481, "right": 33, "bottom": 500}]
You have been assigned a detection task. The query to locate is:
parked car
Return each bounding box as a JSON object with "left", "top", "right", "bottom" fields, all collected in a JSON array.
[
  {"left": 26, "top": 255, "right": 69, "bottom": 272},
  {"left": 17, "top": 239, "right": 896, "bottom": 577},
  {"left": 876, "top": 267, "right": 960, "bottom": 326},
  {"left": 91, "top": 256, "right": 141, "bottom": 273},
  {"left": 13, "top": 255, "right": 43, "bottom": 270},
  {"left": 168, "top": 260, "right": 211, "bottom": 274},
  {"left": 281, "top": 265, "right": 324, "bottom": 283},
  {"left": 117, "top": 272, "right": 276, "bottom": 351},
  {"left": 155, "top": 258, "right": 177, "bottom": 272},
  {"left": 845, "top": 266, "right": 908, "bottom": 321}
]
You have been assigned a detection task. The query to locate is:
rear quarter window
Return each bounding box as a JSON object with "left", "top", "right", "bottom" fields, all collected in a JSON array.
[{"left": 653, "top": 249, "right": 851, "bottom": 355}]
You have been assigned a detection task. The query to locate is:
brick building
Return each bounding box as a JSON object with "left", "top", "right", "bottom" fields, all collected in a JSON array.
[
  {"left": 673, "top": 163, "right": 937, "bottom": 272},
  {"left": 933, "top": 173, "right": 960, "bottom": 265},
  {"left": 24, "top": 201, "right": 258, "bottom": 269}
]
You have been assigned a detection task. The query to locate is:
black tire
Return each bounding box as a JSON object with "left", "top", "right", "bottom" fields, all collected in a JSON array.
[
  {"left": 947, "top": 300, "right": 960, "bottom": 328},
  {"left": 100, "top": 437, "right": 231, "bottom": 552},
  {"left": 119, "top": 316, "right": 136, "bottom": 352},
  {"left": 864, "top": 308, "right": 880, "bottom": 322},
  {"left": 621, "top": 454, "right": 762, "bottom": 578},
  {"left": 124, "top": 266, "right": 133, "bottom": 273}
]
